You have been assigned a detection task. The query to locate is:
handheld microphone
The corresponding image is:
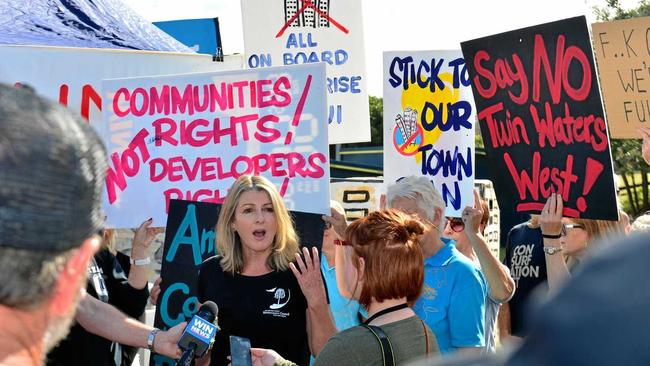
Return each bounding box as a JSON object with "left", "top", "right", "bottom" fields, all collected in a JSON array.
[{"left": 176, "top": 301, "right": 219, "bottom": 366}]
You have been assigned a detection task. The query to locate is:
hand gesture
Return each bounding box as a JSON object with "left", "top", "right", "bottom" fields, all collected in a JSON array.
[
  {"left": 322, "top": 207, "right": 347, "bottom": 238},
  {"left": 539, "top": 193, "right": 563, "bottom": 236},
  {"left": 462, "top": 190, "right": 483, "bottom": 234},
  {"left": 132, "top": 218, "right": 164, "bottom": 259},
  {"left": 290, "top": 246, "right": 327, "bottom": 307},
  {"left": 251, "top": 348, "right": 283, "bottom": 366},
  {"left": 154, "top": 322, "right": 186, "bottom": 359},
  {"left": 150, "top": 276, "right": 162, "bottom": 305}
]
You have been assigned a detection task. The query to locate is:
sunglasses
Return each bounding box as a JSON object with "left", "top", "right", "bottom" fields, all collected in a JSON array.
[
  {"left": 447, "top": 217, "right": 465, "bottom": 232},
  {"left": 560, "top": 223, "right": 585, "bottom": 236}
]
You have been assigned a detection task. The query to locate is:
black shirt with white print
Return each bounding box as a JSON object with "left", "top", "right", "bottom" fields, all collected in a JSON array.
[{"left": 198, "top": 255, "right": 309, "bottom": 366}]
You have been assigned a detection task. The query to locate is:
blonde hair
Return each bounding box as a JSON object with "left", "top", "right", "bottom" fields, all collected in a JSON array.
[
  {"left": 571, "top": 218, "right": 623, "bottom": 245},
  {"left": 217, "top": 175, "right": 299, "bottom": 274}
]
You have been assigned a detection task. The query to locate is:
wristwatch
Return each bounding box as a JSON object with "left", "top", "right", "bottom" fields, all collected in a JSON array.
[
  {"left": 130, "top": 257, "right": 151, "bottom": 266},
  {"left": 543, "top": 246, "right": 563, "bottom": 255},
  {"left": 147, "top": 328, "right": 159, "bottom": 352}
]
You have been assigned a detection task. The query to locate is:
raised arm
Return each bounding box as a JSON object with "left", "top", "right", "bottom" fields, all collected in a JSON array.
[{"left": 463, "top": 190, "right": 515, "bottom": 302}]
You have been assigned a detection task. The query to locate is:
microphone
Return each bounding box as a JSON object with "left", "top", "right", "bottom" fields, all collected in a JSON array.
[{"left": 176, "top": 301, "right": 219, "bottom": 366}]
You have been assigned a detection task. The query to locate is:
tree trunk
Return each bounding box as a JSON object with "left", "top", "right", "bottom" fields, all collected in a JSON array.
[{"left": 621, "top": 174, "right": 639, "bottom": 215}]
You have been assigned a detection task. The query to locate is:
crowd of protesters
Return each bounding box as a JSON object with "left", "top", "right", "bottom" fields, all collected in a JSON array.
[{"left": 1, "top": 81, "right": 650, "bottom": 366}]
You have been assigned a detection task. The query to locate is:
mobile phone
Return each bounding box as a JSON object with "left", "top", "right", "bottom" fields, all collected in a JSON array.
[{"left": 229, "top": 335, "right": 253, "bottom": 366}]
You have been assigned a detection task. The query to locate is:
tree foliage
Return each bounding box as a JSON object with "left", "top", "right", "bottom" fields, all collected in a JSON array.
[{"left": 344, "top": 96, "right": 383, "bottom": 148}]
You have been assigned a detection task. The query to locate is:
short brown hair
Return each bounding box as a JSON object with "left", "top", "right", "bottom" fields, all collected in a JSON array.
[{"left": 344, "top": 209, "right": 425, "bottom": 308}]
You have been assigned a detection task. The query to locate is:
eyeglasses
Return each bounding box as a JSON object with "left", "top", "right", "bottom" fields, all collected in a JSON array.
[
  {"left": 560, "top": 223, "right": 585, "bottom": 236},
  {"left": 447, "top": 217, "right": 465, "bottom": 232}
]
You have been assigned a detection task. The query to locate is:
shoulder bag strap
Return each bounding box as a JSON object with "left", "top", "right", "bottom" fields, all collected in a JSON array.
[
  {"left": 420, "top": 319, "right": 430, "bottom": 355},
  {"left": 361, "top": 324, "right": 395, "bottom": 366}
]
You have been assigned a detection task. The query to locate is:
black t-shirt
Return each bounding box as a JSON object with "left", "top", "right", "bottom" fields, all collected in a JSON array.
[
  {"left": 198, "top": 256, "right": 310, "bottom": 366},
  {"left": 46, "top": 249, "right": 149, "bottom": 366},
  {"left": 503, "top": 222, "right": 548, "bottom": 337}
]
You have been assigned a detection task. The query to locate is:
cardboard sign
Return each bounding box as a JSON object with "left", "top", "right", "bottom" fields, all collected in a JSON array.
[
  {"left": 383, "top": 50, "right": 476, "bottom": 217},
  {"left": 151, "top": 199, "right": 324, "bottom": 365},
  {"left": 241, "top": 0, "right": 370, "bottom": 144},
  {"left": 461, "top": 16, "right": 618, "bottom": 220},
  {"left": 592, "top": 17, "right": 650, "bottom": 138},
  {"left": 0, "top": 45, "right": 241, "bottom": 128},
  {"left": 330, "top": 177, "right": 383, "bottom": 222},
  {"left": 100, "top": 63, "right": 330, "bottom": 228}
]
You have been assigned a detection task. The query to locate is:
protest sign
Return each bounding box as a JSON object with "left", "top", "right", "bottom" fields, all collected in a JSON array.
[
  {"left": 383, "top": 50, "right": 476, "bottom": 217},
  {"left": 592, "top": 17, "right": 650, "bottom": 138},
  {"left": 101, "top": 63, "right": 330, "bottom": 228},
  {"left": 330, "top": 177, "right": 383, "bottom": 221},
  {"left": 151, "top": 199, "right": 324, "bottom": 365},
  {"left": 241, "top": 0, "right": 370, "bottom": 144},
  {"left": 0, "top": 45, "right": 241, "bottom": 128},
  {"left": 461, "top": 16, "right": 618, "bottom": 220}
]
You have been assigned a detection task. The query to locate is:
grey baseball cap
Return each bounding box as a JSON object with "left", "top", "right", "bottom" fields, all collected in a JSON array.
[{"left": 0, "top": 83, "right": 108, "bottom": 251}]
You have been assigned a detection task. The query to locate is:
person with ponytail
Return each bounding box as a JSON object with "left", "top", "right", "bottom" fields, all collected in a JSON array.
[{"left": 250, "top": 209, "right": 439, "bottom": 365}]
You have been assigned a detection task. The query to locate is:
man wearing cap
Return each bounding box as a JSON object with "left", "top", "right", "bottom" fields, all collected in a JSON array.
[{"left": 0, "top": 84, "right": 181, "bottom": 365}]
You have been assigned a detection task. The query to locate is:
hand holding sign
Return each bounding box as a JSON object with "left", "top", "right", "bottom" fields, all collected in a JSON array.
[
  {"left": 322, "top": 207, "right": 348, "bottom": 238},
  {"left": 539, "top": 193, "right": 564, "bottom": 237},
  {"left": 462, "top": 190, "right": 484, "bottom": 234}
]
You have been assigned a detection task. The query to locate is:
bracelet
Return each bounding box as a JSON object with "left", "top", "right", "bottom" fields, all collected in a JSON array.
[
  {"left": 130, "top": 257, "right": 151, "bottom": 266},
  {"left": 333, "top": 239, "right": 351, "bottom": 246},
  {"left": 147, "top": 328, "right": 159, "bottom": 352},
  {"left": 542, "top": 233, "right": 562, "bottom": 239}
]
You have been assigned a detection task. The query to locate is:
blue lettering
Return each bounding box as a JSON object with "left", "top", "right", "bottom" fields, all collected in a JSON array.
[
  {"left": 449, "top": 58, "right": 471, "bottom": 87},
  {"left": 419, "top": 145, "right": 473, "bottom": 180},
  {"left": 201, "top": 229, "right": 216, "bottom": 256},
  {"left": 327, "top": 76, "right": 362, "bottom": 94},
  {"left": 334, "top": 50, "right": 348, "bottom": 65},
  {"left": 248, "top": 53, "right": 272, "bottom": 68},
  {"left": 160, "top": 282, "right": 196, "bottom": 326},
  {"left": 388, "top": 56, "right": 414, "bottom": 90},
  {"left": 421, "top": 101, "right": 473, "bottom": 132},
  {"left": 328, "top": 104, "right": 343, "bottom": 124},
  {"left": 285, "top": 33, "right": 318, "bottom": 48},
  {"left": 441, "top": 181, "right": 462, "bottom": 210},
  {"left": 286, "top": 33, "right": 298, "bottom": 48},
  {"left": 166, "top": 204, "right": 202, "bottom": 265}
]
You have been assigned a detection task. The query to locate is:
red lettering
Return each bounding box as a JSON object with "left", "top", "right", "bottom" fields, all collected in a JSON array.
[
  {"left": 153, "top": 117, "right": 178, "bottom": 146},
  {"left": 131, "top": 87, "right": 149, "bottom": 117},
  {"left": 171, "top": 84, "right": 194, "bottom": 115},
  {"left": 113, "top": 87, "right": 130, "bottom": 118},
  {"left": 150, "top": 86, "right": 170, "bottom": 115},
  {"left": 473, "top": 50, "right": 496, "bottom": 99},
  {"left": 273, "top": 76, "right": 292, "bottom": 107},
  {"left": 307, "top": 153, "right": 326, "bottom": 178},
  {"left": 80, "top": 84, "right": 101, "bottom": 121},
  {"left": 149, "top": 158, "right": 167, "bottom": 182},
  {"left": 255, "top": 115, "right": 281, "bottom": 143}
]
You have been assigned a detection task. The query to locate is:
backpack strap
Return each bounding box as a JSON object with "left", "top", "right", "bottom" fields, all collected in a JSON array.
[{"left": 361, "top": 324, "right": 395, "bottom": 366}]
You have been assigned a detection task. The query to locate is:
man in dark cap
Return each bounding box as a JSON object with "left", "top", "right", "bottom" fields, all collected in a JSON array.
[{"left": 0, "top": 84, "right": 181, "bottom": 365}]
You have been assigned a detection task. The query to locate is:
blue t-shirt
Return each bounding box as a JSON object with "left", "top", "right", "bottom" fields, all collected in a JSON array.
[
  {"left": 414, "top": 238, "right": 487, "bottom": 354},
  {"left": 320, "top": 255, "right": 363, "bottom": 331}
]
